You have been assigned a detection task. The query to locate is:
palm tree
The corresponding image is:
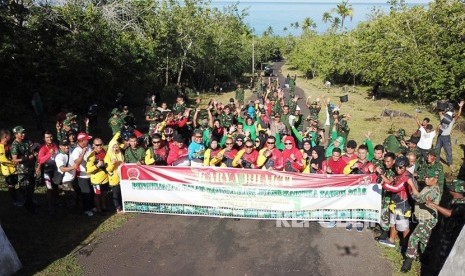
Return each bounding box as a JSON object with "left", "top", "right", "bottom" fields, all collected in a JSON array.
[
  {"left": 332, "top": 0, "right": 353, "bottom": 30},
  {"left": 322, "top": 12, "right": 333, "bottom": 24},
  {"left": 302, "top": 17, "right": 316, "bottom": 32}
]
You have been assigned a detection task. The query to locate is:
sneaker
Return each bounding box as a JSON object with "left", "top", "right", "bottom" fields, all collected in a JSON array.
[
  {"left": 84, "top": 210, "right": 94, "bottom": 217},
  {"left": 356, "top": 224, "right": 363, "bottom": 232},
  {"left": 378, "top": 239, "right": 396, "bottom": 248},
  {"left": 375, "top": 230, "right": 389, "bottom": 241},
  {"left": 401, "top": 257, "right": 414, "bottom": 273},
  {"left": 346, "top": 223, "right": 353, "bottom": 231}
]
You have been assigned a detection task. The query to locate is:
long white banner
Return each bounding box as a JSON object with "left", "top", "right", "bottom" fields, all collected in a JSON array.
[{"left": 120, "top": 165, "right": 382, "bottom": 222}]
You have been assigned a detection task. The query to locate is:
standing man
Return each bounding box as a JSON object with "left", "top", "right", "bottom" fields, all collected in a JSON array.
[
  {"left": 69, "top": 132, "right": 93, "bottom": 216},
  {"left": 235, "top": 84, "right": 245, "bottom": 106},
  {"left": 436, "top": 100, "right": 464, "bottom": 171},
  {"left": 108, "top": 108, "right": 122, "bottom": 135},
  {"left": 0, "top": 129, "right": 19, "bottom": 205},
  {"left": 418, "top": 149, "right": 445, "bottom": 193},
  {"left": 257, "top": 136, "right": 283, "bottom": 170},
  {"left": 415, "top": 113, "right": 436, "bottom": 159},
  {"left": 11, "top": 126, "right": 36, "bottom": 212},
  {"left": 37, "top": 130, "right": 59, "bottom": 214}
]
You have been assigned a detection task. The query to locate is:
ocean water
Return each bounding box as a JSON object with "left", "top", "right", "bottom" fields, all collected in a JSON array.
[{"left": 210, "top": 1, "right": 430, "bottom": 35}]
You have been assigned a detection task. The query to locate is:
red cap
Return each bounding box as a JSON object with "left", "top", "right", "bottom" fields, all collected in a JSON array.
[{"left": 77, "top": 132, "right": 92, "bottom": 141}]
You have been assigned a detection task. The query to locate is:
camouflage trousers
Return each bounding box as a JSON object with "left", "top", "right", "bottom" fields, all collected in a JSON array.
[
  {"left": 406, "top": 218, "right": 438, "bottom": 258},
  {"left": 380, "top": 196, "right": 391, "bottom": 231}
]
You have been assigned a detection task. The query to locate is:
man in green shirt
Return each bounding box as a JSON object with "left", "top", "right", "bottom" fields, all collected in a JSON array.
[
  {"left": 108, "top": 108, "right": 122, "bottom": 135},
  {"left": 235, "top": 84, "right": 245, "bottom": 105},
  {"left": 124, "top": 135, "right": 145, "bottom": 165}
]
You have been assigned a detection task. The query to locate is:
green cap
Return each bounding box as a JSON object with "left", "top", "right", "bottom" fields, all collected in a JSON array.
[
  {"left": 151, "top": 103, "right": 157, "bottom": 108},
  {"left": 63, "top": 119, "right": 72, "bottom": 126},
  {"left": 66, "top": 112, "right": 77, "bottom": 120},
  {"left": 12, "top": 125, "right": 25, "bottom": 133},
  {"left": 447, "top": 179, "right": 465, "bottom": 193},
  {"left": 111, "top": 108, "right": 120, "bottom": 115},
  {"left": 397, "top": 128, "right": 406, "bottom": 138}
]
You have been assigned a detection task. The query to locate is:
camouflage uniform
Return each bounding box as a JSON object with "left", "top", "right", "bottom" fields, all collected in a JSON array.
[
  {"left": 380, "top": 168, "right": 395, "bottom": 231},
  {"left": 418, "top": 161, "right": 445, "bottom": 193},
  {"left": 337, "top": 117, "right": 350, "bottom": 141},
  {"left": 11, "top": 138, "right": 35, "bottom": 209},
  {"left": 218, "top": 113, "right": 234, "bottom": 128},
  {"left": 235, "top": 87, "right": 245, "bottom": 105},
  {"left": 406, "top": 184, "right": 441, "bottom": 258},
  {"left": 309, "top": 104, "right": 321, "bottom": 120},
  {"left": 172, "top": 102, "right": 186, "bottom": 115},
  {"left": 288, "top": 99, "right": 297, "bottom": 114},
  {"left": 145, "top": 108, "right": 160, "bottom": 136}
]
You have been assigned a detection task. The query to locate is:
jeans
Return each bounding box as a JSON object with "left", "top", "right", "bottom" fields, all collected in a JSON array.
[{"left": 436, "top": 135, "right": 452, "bottom": 165}]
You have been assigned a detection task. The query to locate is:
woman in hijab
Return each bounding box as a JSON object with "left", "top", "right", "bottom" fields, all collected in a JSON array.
[
  {"left": 300, "top": 138, "right": 313, "bottom": 172},
  {"left": 105, "top": 139, "right": 124, "bottom": 213},
  {"left": 204, "top": 138, "right": 222, "bottom": 166},
  {"left": 325, "top": 135, "right": 345, "bottom": 158},
  {"left": 309, "top": 145, "right": 326, "bottom": 173},
  {"left": 282, "top": 135, "right": 303, "bottom": 172}
]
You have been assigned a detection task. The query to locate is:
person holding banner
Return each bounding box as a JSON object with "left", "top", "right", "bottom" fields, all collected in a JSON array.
[
  {"left": 145, "top": 133, "right": 168, "bottom": 166},
  {"left": 210, "top": 137, "right": 237, "bottom": 167},
  {"left": 188, "top": 129, "right": 205, "bottom": 167},
  {"left": 203, "top": 139, "right": 221, "bottom": 167},
  {"left": 282, "top": 136, "right": 303, "bottom": 172},
  {"left": 378, "top": 156, "right": 413, "bottom": 249},
  {"left": 257, "top": 135, "right": 283, "bottom": 171},
  {"left": 233, "top": 140, "right": 258, "bottom": 169},
  {"left": 167, "top": 134, "right": 189, "bottom": 166}
]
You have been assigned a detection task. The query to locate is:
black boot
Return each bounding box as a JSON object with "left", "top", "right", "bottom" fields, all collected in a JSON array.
[
  {"left": 401, "top": 257, "right": 414, "bottom": 273},
  {"left": 375, "top": 230, "right": 389, "bottom": 241}
]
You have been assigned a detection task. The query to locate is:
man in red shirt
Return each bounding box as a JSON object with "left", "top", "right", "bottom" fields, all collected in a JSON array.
[
  {"left": 233, "top": 140, "right": 259, "bottom": 169},
  {"left": 323, "top": 148, "right": 347, "bottom": 174}
]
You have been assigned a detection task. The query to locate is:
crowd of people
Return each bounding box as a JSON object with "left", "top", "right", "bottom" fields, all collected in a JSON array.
[{"left": 1, "top": 75, "right": 464, "bottom": 274}]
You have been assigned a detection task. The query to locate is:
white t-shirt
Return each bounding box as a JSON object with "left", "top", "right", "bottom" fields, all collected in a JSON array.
[
  {"left": 417, "top": 127, "right": 436, "bottom": 150},
  {"left": 55, "top": 152, "right": 75, "bottom": 182},
  {"left": 69, "top": 145, "right": 92, "bottom": 178}
]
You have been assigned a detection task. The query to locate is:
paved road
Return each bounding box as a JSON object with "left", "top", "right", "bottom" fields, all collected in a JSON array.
[{"left": 78, "top": 62, "right": 392, "bottom": 276}]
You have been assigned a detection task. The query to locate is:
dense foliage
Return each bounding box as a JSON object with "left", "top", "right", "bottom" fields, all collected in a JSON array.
[
  {"left": 0, "top": 0, "right": 266, "bottom": 114},
  {"left": 289, "top": 0, "right": 465, "bottom": 103}
]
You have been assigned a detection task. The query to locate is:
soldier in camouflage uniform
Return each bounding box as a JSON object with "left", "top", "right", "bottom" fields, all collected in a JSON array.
[
  {"left": 307, "top": 100, "right": 322, "bottom": 120},
  {"left": 401, "top": 170, "right": 441, "bottom": 273},
  {"left": 120, "top": 106, "right": 135, "bottom": 123},
  {"left": 218, "top": 106, "right": 234, "bottom": 128},
  {"left": 108, "top": 108, "right": 122, "bottom": 135},
  {"left": 427, "top": 179, "right": 465, "bottom": 274},
  {"left": 288, "top": 75, "right": 296, "bottom": 95},
  {"left": 375, "top": 152, "right": 396, "bottom": 240},
  {"left": 10, "top": 126, "right": 36, "bottom": 212},
  {"left": 172, "top": 96, "right": 186, "bottom": 115},
  {"left": 235, "top": 84, "right": 245, "bottom": 105},
  {"left": 145, "top": 103, "right": 160, "bottom": 136},
  {"left": 418, "top": 149, "right": 445, "bottom": 192}
]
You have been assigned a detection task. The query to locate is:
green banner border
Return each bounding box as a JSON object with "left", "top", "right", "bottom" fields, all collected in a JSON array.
[{"left": 123, "top": 201, "right": 380, "bottom": 222}]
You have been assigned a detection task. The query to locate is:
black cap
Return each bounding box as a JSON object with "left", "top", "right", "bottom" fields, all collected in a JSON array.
[
  {"left": 173, "top": 134, "right": 185, "bottom": 143},
  {"left": 59, "top": 139, "right": 70, "bottom": 146},
  {"left": 346, "top": 140, "right": 357, "bottom": 149}
]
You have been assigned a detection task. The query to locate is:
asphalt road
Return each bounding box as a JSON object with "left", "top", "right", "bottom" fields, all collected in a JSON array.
[{"left": 78, "top": 62, "right": 392, "bottom": 276}]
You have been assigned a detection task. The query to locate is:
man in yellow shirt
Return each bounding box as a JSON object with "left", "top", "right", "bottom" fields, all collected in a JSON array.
[{"left": 0, "top": 129, "right": 19, "bottom": 205}]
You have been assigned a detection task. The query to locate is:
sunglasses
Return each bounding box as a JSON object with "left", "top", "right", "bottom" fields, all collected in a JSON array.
[
  {"left": 153, "top": 141, "right": 161, "bottom": 144},
  {"left": 284, "top": 143, "right": 292, "bottom": 145},
  {"left": 94, "top": 144, "right": 103, "bottom": 147},
  {"left": 267, "top": 141, "right": 275, "bottom": 144},
  {"left": 246, "top": 145, "right": 254, "bottom": 148},
  {"left": 226, "top": 142, "right": 233, "bottom": 145},
  {"left": 195, "top": 136, "right": 202, "bottom": 138}
]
